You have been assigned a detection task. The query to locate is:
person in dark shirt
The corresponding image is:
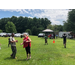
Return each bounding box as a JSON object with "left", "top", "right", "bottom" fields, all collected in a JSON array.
[
  {"left": 62, "top": 33, "right": 67, "bottom": 48},
  {"left": 53, "top": 33, "right": 55, "bottom": 40}
]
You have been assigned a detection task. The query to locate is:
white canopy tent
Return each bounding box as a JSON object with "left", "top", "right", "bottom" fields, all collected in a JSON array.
[{"left": 42, "top": 29, "right": 53, "bottom": 32}]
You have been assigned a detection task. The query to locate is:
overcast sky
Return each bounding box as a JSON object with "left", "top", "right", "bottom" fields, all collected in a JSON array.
[{"left": 0, "top": 9, "right": 71, "bottom": 25}]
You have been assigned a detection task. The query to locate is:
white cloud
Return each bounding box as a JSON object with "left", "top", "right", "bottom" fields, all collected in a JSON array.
[
  {"left": 0, "top": 9, "right": 71, "bottom": 25},
  {"left": 31, "top": 9, "right": 70, "bottom": 25},
  {"left": 1, "top": 9, "right": 29, "bottom": 14},
  {"left": 28, "top": 16, "right": 33, "bottom": 19}
]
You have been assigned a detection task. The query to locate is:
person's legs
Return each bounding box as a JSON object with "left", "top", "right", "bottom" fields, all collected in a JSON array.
[
  {"left": 64, "top": 41, "right": 66, "bottom": 48},
  {"left": 28, "top": 46, "right": 31, "bottom": 59},
  {"left": 63, "top": 41, "right": 66, "bottom": 48},
  {"left": 11, "top": 46, "right": 17, "bottom": 58},
  {"left": 25, "top": 47, "right": 29, "bottom": 60},
  {"left": 13, "top": 46, "right": 17, "bottom": 58},
  {"left": 25, "top": 45, "right": 31, "bottom": 59},
  {"left": 11, "top": 46, "right": 14, "bottom": 57},
  {"left": 45, "top": 39, "right": 48, "bottom": 45}
]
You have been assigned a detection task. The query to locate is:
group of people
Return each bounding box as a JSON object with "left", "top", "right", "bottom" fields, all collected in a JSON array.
[
  {"left": 0, "top": 33, "right": 67, "bottom": 60},
  {"left": 44, "top": 33, "right": 67, "bottom": 48},
  {"left": 9, "top": 33, "right": 31, "bottom": 60}
]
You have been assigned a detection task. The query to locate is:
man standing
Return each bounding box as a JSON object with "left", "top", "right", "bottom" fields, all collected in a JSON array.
[
  {"left": 10, "top": 33, "right": 18, "bottom": 59},
  {"left": 62, "top": 33, "right": 67, "bottom": 48}
]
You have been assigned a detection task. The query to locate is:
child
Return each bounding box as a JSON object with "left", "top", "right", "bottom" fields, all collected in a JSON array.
[
  {"left": 45, "top": 34, "right": 48, "bottom": 45},
  {"left": 62, "top": 33, "right": 67, "bottom": 48}
]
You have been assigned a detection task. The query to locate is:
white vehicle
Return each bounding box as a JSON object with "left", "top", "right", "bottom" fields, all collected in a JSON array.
[
  {"left": 59, "top": 32, "right": 73, "bottom": 39},
  {"left": 22, "top": 32, "right": 29, "bottom": 36},
  {"left": 38, "top": 33, "right": 45, "bottom": 37},
  {"left": 0, "top": 33, "right": 6, "bottom": 37},
  {"left": 15, "top": 33, "right": 21, "bottom": 37}
]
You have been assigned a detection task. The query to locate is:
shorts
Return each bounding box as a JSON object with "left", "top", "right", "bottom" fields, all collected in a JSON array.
[
  {"left": 63, "top": 40, "right": 66, "bottom": 44},
  {"left": 25, "top": 45, "right": 31, "bottom": 54}
]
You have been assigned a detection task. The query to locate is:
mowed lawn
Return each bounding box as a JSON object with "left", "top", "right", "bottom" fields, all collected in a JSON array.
[{"left": 0, "top": 36, "right": 75, "bottom": 65}]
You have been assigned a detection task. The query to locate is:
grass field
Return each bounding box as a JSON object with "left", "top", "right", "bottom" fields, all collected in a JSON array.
[{"left": 0, "top": 36, "right": 75, "bottom": 65}]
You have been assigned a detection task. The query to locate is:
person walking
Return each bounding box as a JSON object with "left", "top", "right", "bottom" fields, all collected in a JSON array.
[
  {"left": 20, "top": 34, "right": 31, "bottom": 60},
  {"left": 62, "top": 33, "right": 67, "bottom": 48},
  {"left": 10, "top": 33, "right": 18, "bottom": 59}
]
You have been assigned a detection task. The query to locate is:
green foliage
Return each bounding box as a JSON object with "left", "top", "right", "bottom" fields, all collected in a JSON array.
[
  {"left": 47, "top": 24, "right": 63, "bottom": 32},
  {"left": 63, "top": 9, "right": 75, "bottom": 33},
  {"left": 25, "top": 29, "right": 32, "bottom": 35},
  {"left": 32, "top": 26, "right": 38, "bottom": 35},
  {"left": 0, "top": 29, "right": 3, "bottom": 33},
  {"left": 5, "top": 21, "right": 17, "bottom": 33},
  {"left": 0, "top": 16, "right": 51, "bottom": 35}
]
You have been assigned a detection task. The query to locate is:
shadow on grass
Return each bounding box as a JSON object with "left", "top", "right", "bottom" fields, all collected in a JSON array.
[
  {"left": 4, "top": 57, "right": 30, "bottom": 61},
  {"left": 17, "top": 59, "right": 30, "bottom": 61},
  {"left": 4, "top": 57, "right": 14, "bottom": 60}
]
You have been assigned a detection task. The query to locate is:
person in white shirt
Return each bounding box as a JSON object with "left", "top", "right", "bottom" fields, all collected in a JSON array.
[{"left": 10, "top": 33, "right": 18, "bottom": 59}]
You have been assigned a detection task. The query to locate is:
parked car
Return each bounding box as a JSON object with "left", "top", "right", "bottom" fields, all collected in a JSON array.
[
  {"left": 22, "top": 32, "right": 29, "bottom": 36},
  {"left": 38, "top": 33, "right": 45, "bottom": 37},
  {"left": 6, "top": 33, "right": 11, "bottom": 37},
  {"left": 68, "top": 34, "right": 73, "bottom": 39},
  {"left": 0, "top": 33, "right": 6, "bottom": 37},
  {"left": 15, "top": 33, "right": 21, "bottom": 37}
]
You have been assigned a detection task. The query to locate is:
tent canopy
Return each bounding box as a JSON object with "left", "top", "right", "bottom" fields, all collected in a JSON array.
[{"left": 42, "top": 29, "right": 53, "bottom": 32}]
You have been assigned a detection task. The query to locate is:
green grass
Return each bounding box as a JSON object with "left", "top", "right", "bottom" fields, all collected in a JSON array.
[{"left": 0, "top": 36, "right": 75, "bottom": 65}]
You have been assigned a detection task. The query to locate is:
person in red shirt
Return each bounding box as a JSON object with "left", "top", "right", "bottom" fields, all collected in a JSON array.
[{"left": 20, "top": 34, "right": 31, "bottom": 60}]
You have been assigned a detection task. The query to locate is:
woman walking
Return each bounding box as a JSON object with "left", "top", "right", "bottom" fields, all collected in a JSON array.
[{"left": 20, "top": 34, "right": 31, "bottom": 60}]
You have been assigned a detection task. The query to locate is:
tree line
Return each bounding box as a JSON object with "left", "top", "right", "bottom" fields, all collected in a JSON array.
[
  {"left": 0, "top": 16, "right": 52, "bottom": 35},
  {"left": 0, "top": 9, "right": 75, "bottom": 35},
  {"left": 0, "top": 16, "right": 64, "bottom": 35}
]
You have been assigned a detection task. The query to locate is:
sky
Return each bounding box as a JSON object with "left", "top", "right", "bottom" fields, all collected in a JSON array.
[{"left": 0, "top": 9, "right": 71, "bottom": 25}]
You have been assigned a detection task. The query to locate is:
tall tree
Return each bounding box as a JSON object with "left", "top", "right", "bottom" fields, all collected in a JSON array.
[
  {"left": 0, "top": 16, "right": 52, "bottom": 35},
  {"left": 63, "top": 9, "right": 75, "bottom": 33},
  {"left": 5, "top": 21, "right": 17, "bottom": 33}
]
